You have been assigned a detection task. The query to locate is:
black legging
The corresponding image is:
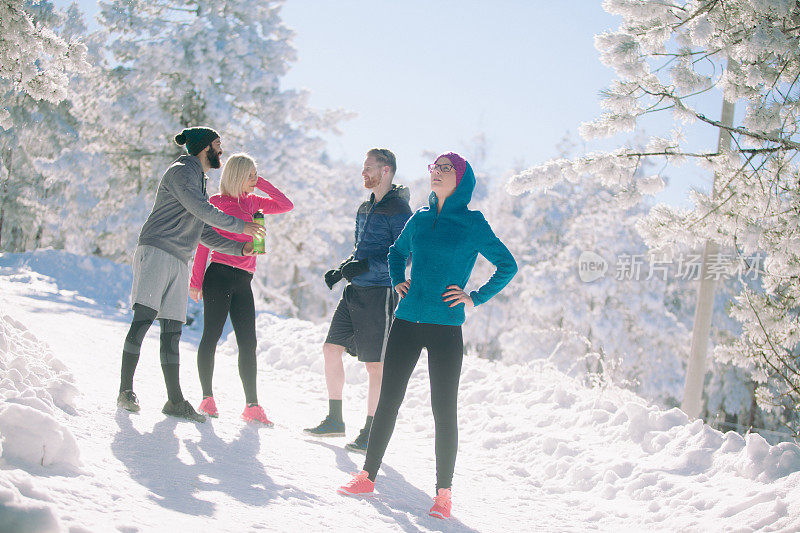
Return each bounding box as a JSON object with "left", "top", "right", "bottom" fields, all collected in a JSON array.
[
  {"left": 119, "top": 303, "right": 184, "bottom": 403},
  {"left": 197, "top": 262, "right": 258, "bottom": 405},
  {"left": 363, "top": 318, "right": 463, "bottom": 491}
]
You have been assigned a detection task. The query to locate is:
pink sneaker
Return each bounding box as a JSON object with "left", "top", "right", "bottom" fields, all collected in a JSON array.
[
  {"left": 428, "top": 488, "right": 452, "bottom": 519},
  {"left": 198, "top": 396, "right": 218, "bottom": 418},
  {"left": 241, "top": 404, "right": 273, "bottom": 427},
  {"left": 337, "top": 470, "right": 375, "bottom": 496}
]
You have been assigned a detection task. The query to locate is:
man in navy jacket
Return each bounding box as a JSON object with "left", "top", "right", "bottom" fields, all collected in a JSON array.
[{"left": 304, "top": 148, "right": 412, "bottom": 453}]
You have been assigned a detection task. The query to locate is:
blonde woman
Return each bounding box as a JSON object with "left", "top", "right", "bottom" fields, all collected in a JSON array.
[{"left": 189, "top": 153, "right": 293, "bottom": 424}]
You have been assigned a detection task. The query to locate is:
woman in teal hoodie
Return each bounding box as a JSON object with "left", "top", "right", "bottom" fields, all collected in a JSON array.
[{"left": 337, "top": 152, "right": 517, "bottom": 519}]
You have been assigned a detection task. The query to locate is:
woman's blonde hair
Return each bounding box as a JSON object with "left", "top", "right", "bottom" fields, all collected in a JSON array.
[{"left": 219, "top": 153, "right": 257, "bottom": 197}]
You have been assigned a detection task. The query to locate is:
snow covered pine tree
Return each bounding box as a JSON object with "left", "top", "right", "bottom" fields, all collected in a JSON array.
[
  {"left": 0, "top": 0, "right": 88, "bottom": 250},
  {"left": 508, "top": 0, "right": 800, "bottom": 436},
  {"left": 75, "top": 0, "right": 355, "bottom": 318}
]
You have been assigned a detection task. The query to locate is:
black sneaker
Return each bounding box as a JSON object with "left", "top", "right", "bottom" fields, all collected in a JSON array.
[
  {"left": 162, "top": 400, "right": 206, "bottom": 423},
  {"left": 117, "top": 390, "right": 140, "bottom": 412},
  {"left": 345, "top": 426, "right": 370, "bottom": 454},
  {"left": 303, "top": 416, "right": 345, "bottom": 437}
]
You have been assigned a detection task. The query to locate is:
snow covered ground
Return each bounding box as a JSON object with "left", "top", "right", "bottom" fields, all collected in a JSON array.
[{"left": 0, "top": 250, "right": 799, "bottom": 532}]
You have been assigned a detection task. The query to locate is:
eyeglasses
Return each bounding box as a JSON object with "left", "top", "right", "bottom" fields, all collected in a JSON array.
[{"left": 428, "top": 163, "right": 455, "bottom": 173}]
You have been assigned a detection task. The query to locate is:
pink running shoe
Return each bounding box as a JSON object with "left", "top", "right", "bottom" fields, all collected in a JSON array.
[
  {"left": 428, "top": 488, "right": 452, "bottom": 519},
  {"left": 241, "top": 404, "right": 273, "bottom": 427},
  {"left": 337, "top": 470, "right": 375, "bottom": 496},
  {"left": 198, "top": 396, "right": 218, "bottom": 418}
]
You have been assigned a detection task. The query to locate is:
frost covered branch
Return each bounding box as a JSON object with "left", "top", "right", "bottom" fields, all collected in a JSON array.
[
  {"left": 510, "top": 0, "right": 800, "bottom": 432},
  {"left": 0, "top": 0, "right": 89, "bottom": 123}
]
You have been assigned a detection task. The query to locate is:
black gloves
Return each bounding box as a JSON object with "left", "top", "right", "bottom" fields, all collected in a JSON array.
[
  {"left": 324, "top": 269, "right": 343, "bottom": 290},
  {"left": 341, "top": 258, "right": 369, "bottom": 281},
  {"left": 324, "top": 255, "right": 370, "bottom": 289}
]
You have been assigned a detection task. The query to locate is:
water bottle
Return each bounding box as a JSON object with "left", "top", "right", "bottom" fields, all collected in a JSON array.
[{"left": 252, "top": 210, "right": 265, "bottom": 254}]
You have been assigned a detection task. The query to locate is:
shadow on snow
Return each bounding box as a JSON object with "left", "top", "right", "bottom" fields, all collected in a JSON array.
[
  {"left": 305, "top": 439, "right": 481, "bottom": 533},
  {"left": 111, "top": 411, "right": 314, "bottom": 516}
]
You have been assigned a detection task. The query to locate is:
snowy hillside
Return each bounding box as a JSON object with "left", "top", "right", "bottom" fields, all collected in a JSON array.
[{"left": 0, "top": 250, "right": 799, "bottom": 532}]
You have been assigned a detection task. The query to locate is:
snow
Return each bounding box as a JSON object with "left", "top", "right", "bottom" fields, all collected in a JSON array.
[
  {"left": 0, "top": 249, "right": 799, "bottom": 532},
  {"left": 0, "top": 313, "right": 80, "bottom": 470}
]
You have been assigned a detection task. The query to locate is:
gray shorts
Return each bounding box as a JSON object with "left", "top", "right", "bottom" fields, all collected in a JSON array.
[
  {"left": 325, "top": 284, "right": 398, "bottom": 363},
  {"left": 130, "top": 245, "right": 189, "bottom": 322}
]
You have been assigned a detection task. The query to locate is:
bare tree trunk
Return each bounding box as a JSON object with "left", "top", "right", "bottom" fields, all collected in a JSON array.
[
  {"left": 681, "top": 92, "right": 735, "bottom": 419},
  {"left": 748, "top": 385, "right": 757, "bottom": 429},
  {"left": 34, "top": 224, "right": 43, "bottom": 248},
  {"left": 0, "top": 148, "right": 12, "bottom": 250},
  {"left": 0, "top": 194, "right": 5, "bottom": 249},
  {"left": 289, "top": 263, "right": 302, "bottom": 318}
]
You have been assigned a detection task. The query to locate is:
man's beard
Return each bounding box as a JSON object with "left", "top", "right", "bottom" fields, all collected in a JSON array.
[{"left": 207, "top": 146, "right": 221, "bottom": 169}]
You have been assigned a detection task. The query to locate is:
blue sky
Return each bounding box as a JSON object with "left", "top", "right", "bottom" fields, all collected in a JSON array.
[
  {"left": 60, "top": 0, "right": 720, "bottom": 206},
  {"left": 281, "top": 1, "right": 620, "bottom": 175}
]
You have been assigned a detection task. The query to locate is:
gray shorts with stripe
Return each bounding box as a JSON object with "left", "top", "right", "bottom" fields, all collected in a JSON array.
[{"left": 325, "top": 283, "right": 399, "bottom": 363}]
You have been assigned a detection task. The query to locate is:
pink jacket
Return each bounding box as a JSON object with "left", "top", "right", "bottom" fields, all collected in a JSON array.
[{"left": 190, "top": 177, "right": 293, "bottom": 289}]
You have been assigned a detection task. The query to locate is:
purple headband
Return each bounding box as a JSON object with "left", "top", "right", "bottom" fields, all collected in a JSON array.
[{"left": 436, "top": 152, "right": 467, "bottom": 185}]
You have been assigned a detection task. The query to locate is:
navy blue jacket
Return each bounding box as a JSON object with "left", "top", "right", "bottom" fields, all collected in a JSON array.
[
  {"left": 388, "top": 162, "right": 517, "bottom": 325},
  {"left": 352, "top": 184, "right": 412, "bottom": 287}
]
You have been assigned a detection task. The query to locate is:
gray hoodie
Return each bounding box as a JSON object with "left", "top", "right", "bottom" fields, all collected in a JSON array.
[{"left": 138, "top": 155, "right": 246, "bottom": 263}]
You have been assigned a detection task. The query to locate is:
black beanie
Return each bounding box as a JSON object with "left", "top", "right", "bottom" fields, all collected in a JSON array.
[{"left": 174, "top": 127, "right": 220, "bottom": 156}]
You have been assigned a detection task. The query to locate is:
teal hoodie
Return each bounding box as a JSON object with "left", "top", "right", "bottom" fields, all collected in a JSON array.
[{"left": 388, "top": 161, "right": 517, "bottom": 326}]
